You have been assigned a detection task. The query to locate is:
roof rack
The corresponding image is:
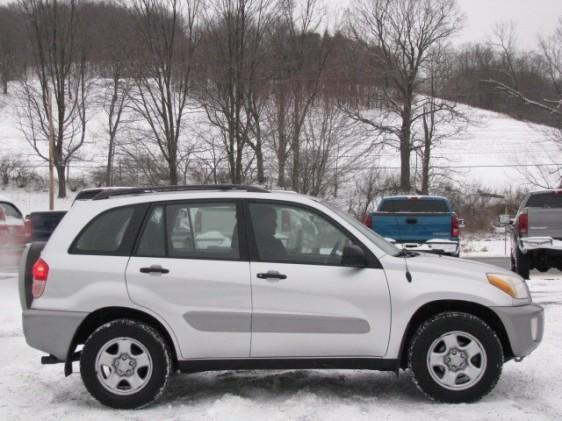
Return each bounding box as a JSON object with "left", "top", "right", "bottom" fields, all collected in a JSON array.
[{"left": 92, "top": 184, "right": 269, "bottom": 200}]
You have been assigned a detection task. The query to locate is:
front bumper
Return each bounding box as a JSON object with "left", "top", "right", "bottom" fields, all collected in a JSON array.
[
  {"left": 387, "top": 238, "right": 459, "bottom": 255},
  {"left": 491, "top": 304, "right": 544, "bottom": 358},
  {"left": 22, "top": 309, "right": 87, "bottom": 361}
]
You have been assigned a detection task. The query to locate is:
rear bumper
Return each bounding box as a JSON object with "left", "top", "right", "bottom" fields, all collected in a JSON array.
[
  {"left": 491, "top": 304, "right": 544, "bottom": 358},
  {"left": 388, "top": 238, "right": 459, "bottom": 255},
  {"left": 519, "top": 237, "right": 562, "bottom": 253},
  {"left": 22, "top": 309, "right": 87, "bottom": 361}
]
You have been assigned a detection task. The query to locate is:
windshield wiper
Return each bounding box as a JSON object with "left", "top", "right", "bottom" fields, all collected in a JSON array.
[{"left": 394, "top": 249, "right": 419, "bottom": 258}]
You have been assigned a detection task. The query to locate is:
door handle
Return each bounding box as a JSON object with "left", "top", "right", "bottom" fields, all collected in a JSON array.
[
  {"left": 406, "top": 218, "right": 417, "bottom": 224},
  {"left": 257, "top": 271, "right": 287, "bottom": 280},
  {"left": 140, "top": 265, "right": 169, "bottom": 274}
]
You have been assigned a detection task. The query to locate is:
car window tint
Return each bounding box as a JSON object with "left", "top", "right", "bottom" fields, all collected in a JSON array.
[
  {"left": 137, "top": 206, "right": 166, "bottom": 257},
  {"left": 379, "top": 199, "right": 449, "bottom": 213},
  {"left": 136, "top": 202, "right": 240, "bottom": 260},
  {"left": 526, "top": 193, "right": 562, "bottom": 208},
  {"left": 248, "top": 203, "right": 353, "bottom": 265},
  {"left": 0, "top": 202, "right": 22, "bottom": 220},
  {"left": 74, "top": 207, "right": 134, "bottom": 253}
]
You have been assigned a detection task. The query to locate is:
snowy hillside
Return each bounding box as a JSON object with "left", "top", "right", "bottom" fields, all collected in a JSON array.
[{"left": 1, "top": 82, "right": 560, "bottom": 195}]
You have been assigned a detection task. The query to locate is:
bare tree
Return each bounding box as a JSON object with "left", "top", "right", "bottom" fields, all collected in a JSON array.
[
  {"left": 129, "top": 0, "right": 200, "bottom": 185},
  {"left": 296, "top": 96, "right": 375, "bottom": 196},
  {"left": 0, "top": 5, "right": 25, "bottom": 94},
  {"left": 266, "top": 0, "right": 330, "bottom": 190},
  {"left": 18, "top": 0, "right": 91, "bottom": 198},
  {"left": 416, "top": 46, "right": 468, "bottom": 194},
  {"left": 345, "top": 0, "right": 463, "bottom": 192},
  {"left": 485, "top": 19, "right": 561, "bottom": 126},
  {"left": 198, "top": 0, "right": 274, "bottom": 184},
  {"left": 485, "top": 19, "right": 562, "bottom": 184}
]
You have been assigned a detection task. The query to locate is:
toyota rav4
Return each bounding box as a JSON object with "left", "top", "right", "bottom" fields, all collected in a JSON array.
[{"left": 19, "top": 185, "right": 544, "bottom": 409}]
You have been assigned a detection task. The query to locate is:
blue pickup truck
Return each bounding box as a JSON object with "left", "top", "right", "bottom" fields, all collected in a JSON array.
[{"left": 363, "top": 195, "right": 461, "bottom": 256}]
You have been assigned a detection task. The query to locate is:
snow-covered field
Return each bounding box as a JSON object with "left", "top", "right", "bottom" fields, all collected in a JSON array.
[
  {"left": 0, "top": 267, "right": 560, "bottom": 420},
  {"left": 1, "top": 83, "right": 561, "bottom": 191}
]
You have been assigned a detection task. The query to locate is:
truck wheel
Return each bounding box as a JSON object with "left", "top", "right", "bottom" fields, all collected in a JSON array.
[
  {"left": 80, "top": 319, "right": 172, "bottom": 409},
  {"left": 515, "top": 249, "right": 530, "bottom": 279},
  {"left": 408, "top": 312, "right": 503, "bottom": 403}
]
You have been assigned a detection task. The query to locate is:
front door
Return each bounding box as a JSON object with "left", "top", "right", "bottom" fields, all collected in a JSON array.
[
  {"left": 126, "top": 200, "right": 252, "bottom": 360},
  {"left": 246, "top": 201, "right": 391, "bottom": 358}
]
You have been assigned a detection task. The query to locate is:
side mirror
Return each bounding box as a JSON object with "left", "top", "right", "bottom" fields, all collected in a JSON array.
[{"left": 342, "top": 244, "right": 367, "bottom": 267}]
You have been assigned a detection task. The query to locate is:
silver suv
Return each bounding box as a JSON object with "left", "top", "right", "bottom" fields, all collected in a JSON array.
[{"left": 19, "top": 185, "right": 544, "bottom": 409}]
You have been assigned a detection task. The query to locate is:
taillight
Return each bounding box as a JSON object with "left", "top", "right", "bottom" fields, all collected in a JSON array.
[
  {"left": 32, "top": 258, "right": 49, "bottom": 299},
  {"left": 517, "top": 212, "right": 528, "bottom": 235},
  {"left": 363, "top": 214, "right": 373, "bottom": 228},
  {"left": 452, "top": 213, "right": 460, "bottom": 238}
]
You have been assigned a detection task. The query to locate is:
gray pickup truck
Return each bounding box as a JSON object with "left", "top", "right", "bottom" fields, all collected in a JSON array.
[{"left": 511, "top": 189, "right": 562, "bottom": 278}]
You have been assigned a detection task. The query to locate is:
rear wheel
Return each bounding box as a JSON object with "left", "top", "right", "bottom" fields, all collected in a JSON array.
[
  {"left": 408, "top": 312, "right": 503, "bottom": 403},
  {"left": 515, "top": 248, "right": 530, "bottom": 279},
  {"left": 80, "top": 319, "right": 172, "bottom": 409}
]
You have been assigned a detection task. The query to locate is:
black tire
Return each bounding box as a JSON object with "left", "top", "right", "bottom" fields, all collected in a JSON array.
[
  {"left": 408, "top": 312, "right": 503, "bottom": 403},
  {"left": 515, "top": 248, "right": 530, "bottom": 279},
  {"left": 80, "top": 319, "right": 172, "bottom": 409}
]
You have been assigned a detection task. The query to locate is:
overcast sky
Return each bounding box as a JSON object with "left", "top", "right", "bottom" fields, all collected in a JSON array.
[{"left": 327, "top": 0, "right": 562, "bottom": 50}]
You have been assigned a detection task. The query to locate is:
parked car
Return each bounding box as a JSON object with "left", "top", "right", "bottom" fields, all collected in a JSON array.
[
  {"left": 363, "top": 195, "right": 461, "bottom": 256},
  {"left": 511, "top": 189, "right": 562, "bottom": 278},
  {"left": 20, "top": 185, "right": 543, "bottom": 408},
  {"left": 0, "top": 195, "right": 27, "bottom": 263},
  {"left": 22, "top": 188, "right": 131, "bottom": 244},
  {"left": 24, "top": 211, "right": 67, "bottom": 242}
]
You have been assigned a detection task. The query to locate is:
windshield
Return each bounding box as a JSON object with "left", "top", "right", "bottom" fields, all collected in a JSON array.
[{"left": 322, "top": 201, "right": 399, "bottom": 256}]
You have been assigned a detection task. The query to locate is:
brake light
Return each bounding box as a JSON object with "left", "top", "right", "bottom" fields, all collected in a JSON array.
[
  {"left": 363, "top": 214, "right": 373, "bottom": 228},
  {"left": 452, "top": 213, "right": 460, "bottom": 238},
  {"left": 32, "top": 258, "right": 49, "bottom": 298},
  {"left": 517, "top": 212, "right": 528, "bottom": 235}
]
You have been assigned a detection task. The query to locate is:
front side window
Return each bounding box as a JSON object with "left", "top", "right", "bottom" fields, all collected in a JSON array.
[
  {"left": 136, "top": 202, "right": 240, "bottom": 260},
  {"left": 248, "top": 202, "right": 356, "bottom": 265},
  {"left": 73, "top": 207, "right": 135, "bottom": 254}
]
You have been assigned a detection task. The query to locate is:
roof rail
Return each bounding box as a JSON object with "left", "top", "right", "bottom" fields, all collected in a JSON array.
[{"left": 92, "top": 184, "right": 269, "bottom": 200}]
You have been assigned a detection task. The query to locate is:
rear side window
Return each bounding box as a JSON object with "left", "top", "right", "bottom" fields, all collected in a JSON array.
[
  {"left": 136, "top": 201, "right": 241, "bottom": 260},
  {"left": 526, "top": 193, "right": 562, "bottom": 208},
  {"left": 71, "top": 207, "right": 135, "bottom": 255},
  {"left": 378, "top": 198, "right": 449, "bottom": 213}
]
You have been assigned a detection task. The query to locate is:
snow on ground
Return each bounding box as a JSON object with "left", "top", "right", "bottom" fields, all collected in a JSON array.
[
  {"left": 0, "top": 266, "right": 560, "bottom": 420},
  {"left": 461, "top": 233, "right": 511, "bottom": 257}
]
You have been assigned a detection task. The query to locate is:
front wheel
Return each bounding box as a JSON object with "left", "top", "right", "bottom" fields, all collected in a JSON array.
[
  {"left": 80, "top": 319, "right": 172, "bottom": 409},
  {"left": 408, "top": 312, "right": 503, "bottom": 403}
]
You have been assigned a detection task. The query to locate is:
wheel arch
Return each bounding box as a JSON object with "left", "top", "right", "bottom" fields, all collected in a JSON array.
[
  {"left": 66, "top": 306, "right": 179, "bottom": 375},
  {"left": 398, "top": 300, "right": 513, "bottom": 369}
]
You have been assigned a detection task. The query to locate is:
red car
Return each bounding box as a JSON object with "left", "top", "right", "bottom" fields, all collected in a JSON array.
[{"left": 0, "top": 195, "right": 27, "bottom": 266}]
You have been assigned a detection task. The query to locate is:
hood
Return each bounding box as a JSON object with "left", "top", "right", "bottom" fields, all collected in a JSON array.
[{"left": 402, "top": 253, "right": 516, "bottom": 284}]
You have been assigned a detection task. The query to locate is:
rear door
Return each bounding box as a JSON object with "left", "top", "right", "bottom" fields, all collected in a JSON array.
[
  {"left": 374, "top": 198, "right": 452, "bottom": 241},
  {"left": 246, "top": 200, "right": 391, "bottom": 358},
  {"left": 126, "top": 200, "right": 252, "bottom": 359}
]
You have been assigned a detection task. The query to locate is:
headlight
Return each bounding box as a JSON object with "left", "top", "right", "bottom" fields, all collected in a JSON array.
[{"left": 487, "top": 273, "right": 530, "bottom": 299}]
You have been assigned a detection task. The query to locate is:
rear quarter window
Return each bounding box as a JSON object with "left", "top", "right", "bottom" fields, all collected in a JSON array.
[
  {"left": 378, "top": 198, "right": 449, "bottom": 213},
  {"left": 70, "top": 205, "right": 144, "bottom": 255}
]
